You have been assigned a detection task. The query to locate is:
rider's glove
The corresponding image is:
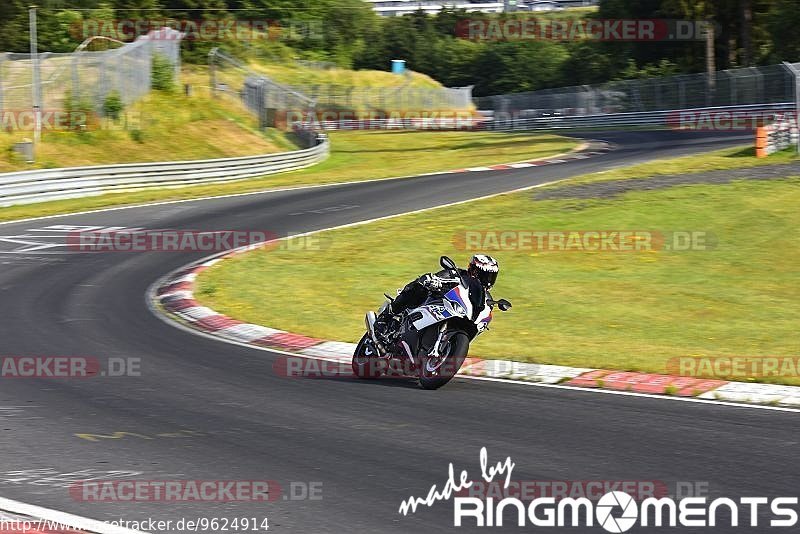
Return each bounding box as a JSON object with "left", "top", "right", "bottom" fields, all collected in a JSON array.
[{"left": 421, "top": 274, "right": 443, "bottom": 291}]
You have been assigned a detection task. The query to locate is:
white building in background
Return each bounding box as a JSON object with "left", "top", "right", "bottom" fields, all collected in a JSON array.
[
  {"left": 364, "top": 0, "right": 597, "bottom": 16},
  {"left": 364, "top": 1, "right": 505, "bottom": 17}
]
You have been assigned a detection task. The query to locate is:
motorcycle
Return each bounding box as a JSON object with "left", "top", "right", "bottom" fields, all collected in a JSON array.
[{"left": 352, "top": 256, "right": 512, "bottom": 390}]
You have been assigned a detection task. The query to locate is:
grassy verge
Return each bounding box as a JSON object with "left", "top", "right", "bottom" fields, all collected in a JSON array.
[
  {"left": 0, "top": 86, "right": 290, "bottom": 173},
  {"left": 552, "top": 145, "right": 798, "bottom": 188},
  {"left": 196, "top": 154, "right": 800, "bottom": 386},
  {"left": 0, "top": 131, "right": 578, "bottom": 222}
]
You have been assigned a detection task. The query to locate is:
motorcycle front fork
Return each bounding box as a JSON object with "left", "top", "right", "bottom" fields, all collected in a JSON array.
[{"left": 428, "top": 322, "right": 448, "bottom": 359}]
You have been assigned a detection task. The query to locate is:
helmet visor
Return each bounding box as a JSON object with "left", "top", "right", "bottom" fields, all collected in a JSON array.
[{"left": 475, "top": 268, "right": 497, "bottom": 289}]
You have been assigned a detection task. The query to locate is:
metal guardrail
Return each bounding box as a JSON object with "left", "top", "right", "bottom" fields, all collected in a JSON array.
[{"left": 0, "top": 136, "right": 329, "bottom": 207}]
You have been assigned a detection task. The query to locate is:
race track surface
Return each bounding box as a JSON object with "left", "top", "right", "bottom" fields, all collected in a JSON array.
[{"left": 0, "top": 130, "right": 795, "bottom": 533}]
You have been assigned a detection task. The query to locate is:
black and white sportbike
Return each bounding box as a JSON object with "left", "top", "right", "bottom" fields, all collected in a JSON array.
[{"left": 352, "top": 256, "right": 512, "bottom": 390}]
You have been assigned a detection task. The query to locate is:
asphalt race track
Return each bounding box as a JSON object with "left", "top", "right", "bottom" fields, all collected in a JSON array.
[{"left": 0, "top": 130, "right": 796, "bottom": 533}]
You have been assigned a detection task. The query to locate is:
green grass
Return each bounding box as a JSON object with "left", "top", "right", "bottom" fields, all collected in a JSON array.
[
  {"left": 3, "top": 57, "right": 453, "bottom": 173},
  {"left": 0, "top": 130, "right": 578, "bottom": 222},
  {"left": 506, "top": 6, "right": 598, "bottom": 21},
  {"left": 196, "top": 155, "right": 800, "bottom": 385},
  {"left": 551, "top": 145, "right": 799, "bottom": 188},
  {"left": 249, "top": 62, "right": 445, "bottom": 90},
  {"left": 0, "top": 84, "right": 290, "bottom": 173}
]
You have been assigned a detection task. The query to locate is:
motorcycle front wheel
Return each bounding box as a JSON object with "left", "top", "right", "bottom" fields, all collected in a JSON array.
[{"left": 418, "top": 330, "right": 470, "bottom": 390}]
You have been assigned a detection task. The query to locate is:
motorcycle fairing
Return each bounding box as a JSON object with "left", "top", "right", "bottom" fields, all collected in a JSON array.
[{"left": 410, "top": 303, "right": 452, "bottom": 331}]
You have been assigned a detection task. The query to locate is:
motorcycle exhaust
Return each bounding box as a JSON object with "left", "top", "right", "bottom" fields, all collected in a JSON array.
[{"left": 365, "top": 311, "right": 378, "bottom": 344}]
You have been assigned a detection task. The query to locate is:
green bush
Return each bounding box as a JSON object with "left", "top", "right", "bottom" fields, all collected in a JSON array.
[
  {"left": 129, "top": 129, "right": 145, "bottom": 143},
  {"left": 102, "top": 91, "right": 124, "bottom": 119},
  {"left": 151, "top": 53, "right": 175, "bottom": 92},
  {"left": 64, "top": 90, "right": 94, "bottom": 132}
]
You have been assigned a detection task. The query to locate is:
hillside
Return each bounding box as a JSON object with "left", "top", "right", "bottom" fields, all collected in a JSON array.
[{"left": 0, "top": 68, "right": 294, "bottom": 172}]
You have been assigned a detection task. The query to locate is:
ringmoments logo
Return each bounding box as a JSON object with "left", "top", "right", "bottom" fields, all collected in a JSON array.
[
  {"left": 595, "top": 492, "right": 638, "bottom": 533},
  {"left": 398, "top": 448, "right": 800, "bottom": 531}
]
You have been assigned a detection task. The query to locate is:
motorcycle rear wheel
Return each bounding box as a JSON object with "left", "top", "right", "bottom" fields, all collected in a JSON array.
[{"left": 352, "top": 333, "right": 386, "bottom": 379}]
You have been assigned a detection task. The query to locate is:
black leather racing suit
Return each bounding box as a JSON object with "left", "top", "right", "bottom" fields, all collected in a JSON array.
[
  {"left": 388, "top": 268, "right": 464, "bottom": 315},
  {"left": 377, "top": 268, "right": 488, "bottom": 334}
]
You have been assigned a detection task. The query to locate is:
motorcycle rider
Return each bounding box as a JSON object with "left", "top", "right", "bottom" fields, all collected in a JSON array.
[{"left": 373, "top": 254, "right": 499, "bottom": 342}]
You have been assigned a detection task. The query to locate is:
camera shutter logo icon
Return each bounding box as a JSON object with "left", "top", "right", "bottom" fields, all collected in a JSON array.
[{"left": 596, "top": 491, "right": 638, "bottom": 533}]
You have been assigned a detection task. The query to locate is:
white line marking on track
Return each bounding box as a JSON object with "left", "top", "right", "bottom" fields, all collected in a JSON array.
[{"left": 0, "top": 469, "right": 143, "bottom": 489}]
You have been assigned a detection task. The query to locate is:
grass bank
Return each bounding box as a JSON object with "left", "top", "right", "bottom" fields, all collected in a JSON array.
[
  {"left": 250, "top": 63, "right": 445, "bottom": 90},
  {"left": 0, "top": 86, "right": 290, "bottom": 173}
]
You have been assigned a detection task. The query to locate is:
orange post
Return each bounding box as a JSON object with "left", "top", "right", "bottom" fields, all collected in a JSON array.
[{"left": 755, "top": 126, "right": 768, "bottom": 158}]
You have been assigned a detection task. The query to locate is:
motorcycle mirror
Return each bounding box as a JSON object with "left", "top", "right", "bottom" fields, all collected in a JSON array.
[
  {"left": 440, "top": 256, "right": 457, "bottom": 271},
  {"left": 497, "top": 299, "right": 512, "bottom": 311}
]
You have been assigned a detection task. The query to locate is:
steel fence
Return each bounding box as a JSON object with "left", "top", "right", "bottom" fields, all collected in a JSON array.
[
  {"left": 482, "top": 103, "right": 795, "bottom": 131},
  {"left": 208, "top": 50, "right": 473, "bottom": 131},
  {"left": 474, "top": 63, "right": 797, "bottom": 115},
  {"left": 209, "top": 48, "right": 316, "bottom": 130},
  {"left": 291, "top": 83, "right": 474, "bottom": 112},
  {"left": 0, "top": 28, "right": 182, "bottom": 115}
]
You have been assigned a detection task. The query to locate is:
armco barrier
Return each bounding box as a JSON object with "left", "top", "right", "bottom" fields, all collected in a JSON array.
[{"left": 0, "top": 136, "right": 329, "bottom": 207}]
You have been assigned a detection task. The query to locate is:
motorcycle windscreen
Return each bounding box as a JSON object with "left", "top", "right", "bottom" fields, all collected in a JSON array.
[
  {"left": 443, "top": 285, "right": 472, "bottom": 319},
  {"left": 445, "top": 279, "right": 485, "bottom": 321}
]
